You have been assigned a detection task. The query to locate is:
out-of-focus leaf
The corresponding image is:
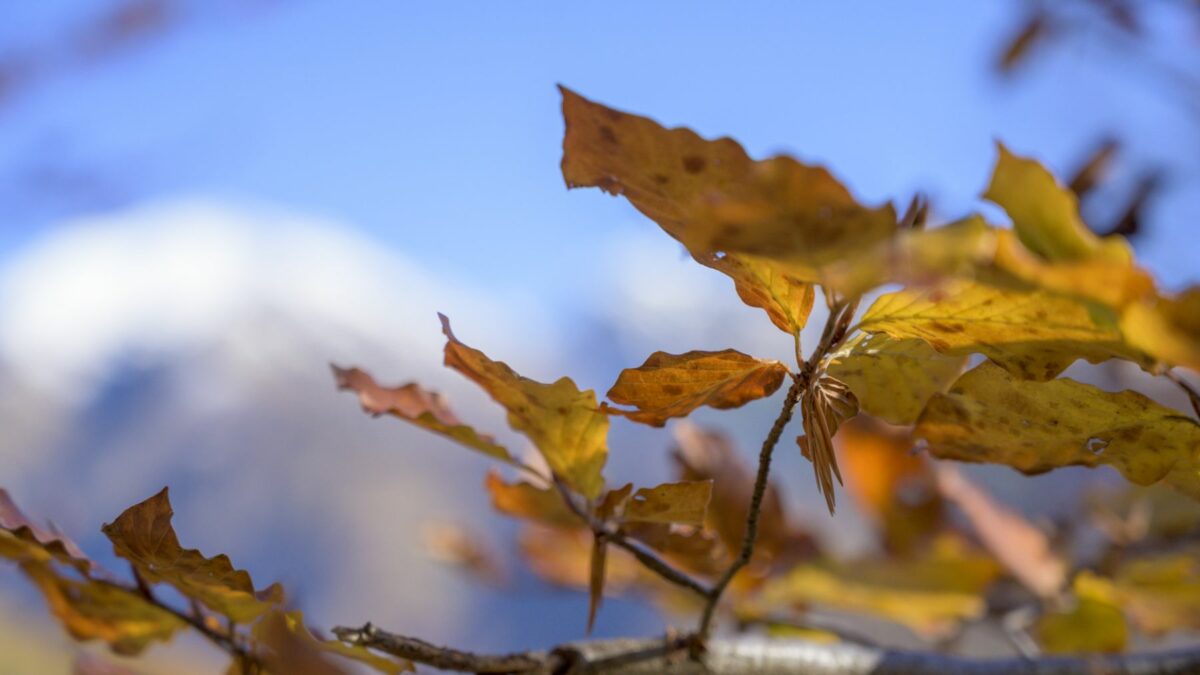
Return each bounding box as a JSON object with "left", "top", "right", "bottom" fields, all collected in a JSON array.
[
  {"left": 694, "top": 252, "right": 816, "bottom": 335},
  {"left": 331, "top": 366, "right": 513, "bottom": 464},
  {"left": 519, "top": 527, "right": 639, "bottom": 591},
  {"left": 1122, "top": 286, "right": 1200, "bottom": 372},
  {"left": 587, "top": 534, "right": 607, "bottom": 634},
  {"left": 826, "top": 333, "right": 965, "bottom": 425},
  {"left": 672, "top": 423, "right": 814, "bottom": 565},
  {"left": 1088, "top": 484, "right": 1200, "bottom": 545},
  {"left": 596, "top": 483, "right": 633, "bottom": 521},
  {"left": 984, "top": 143, "right": 1132, "bottom": 264},
  {"left": 0, "top": 489, "right": 92, "bottom": 573},
  {"left": 484, "top": 471, "right": 578, "bottom": 529},
  {"left": 797, "top": 375, "right": 859, "bottom": 514},
  {"left": 622, "top": 522, "right": 725, "bottom": 575},
  {"left": 997, "top": 12, "right": 1050, "bottom": 73},
  {"left": 22, "top": 562, "right": 185, "bottom": 656},
  {"left": 624, "top": 481, "right": 713, "bottom": 527},
  {"left": 835, "top": 419, "right": 941, "bottom": 554},
  {"left": 1035, "top": 573, "right": 1127, "bottom": 654},
  {"left": 934, "top": 465, "right": 1066, "bottom": 598},
  {"left": 1111, "top": 552, "right": 1200, "bottom": 636},
  {"left": 101, "top": 488, "right": 281, "bottom": 623},
  {"left": 915, "top": 363, "right": 1200, "bottom": 499},
  {"left": 559, "top": 86, "right": 896, "bottom": 270},
  {"left": 605, "top": 350, "right": 788, "bottom": 427},
  {"left": 421, "top": 522, "right": 506, "bottom": 586},
  {"left": 440, "top": 314, "right": 607, "bottom": 499},
  {"left": 1066, "top": 137, "right": 1119, "bottom": 200},
  {"left": 760, "top": 535, "right": 1000, "bottom": 637},
  {"left": 254, "top": 611, "right": 412, "bottom": 675},
  {"left": 72, "top": 652, "right": 139, "bottom": 675},
  {"left": 858, "top": 280, "right": 1145, "bottom": 380}
]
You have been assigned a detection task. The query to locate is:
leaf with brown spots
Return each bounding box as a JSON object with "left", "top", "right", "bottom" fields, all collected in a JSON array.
[
  {"left": 22, "top": 562, "right": 186, "bottom": 656},
  {"left": 331, "top": 365, "right": 513, "bottom": 465},
  {"left": 857, "top": 280, "right": 1148, "bottom": 380},
  {"left": 1122, "top": 285, "right": 1200, "bottom": 372},
  {"left": 624, "top": 481, "right": 713, "bottom": 527},
  {"left": 826, "top": 333, "right": 965, "bottom": 425},
  {"left": 485, "top": 471, "right": 579, "bottom": 529},
  {"left": 440, "top": 314, "right": 608, "bottom": 499},
  {"left": 915, "top": 362, "right": 1200, "bottom": 499},
  {"left": 605, "top": 349, "right": 789, "bottom": 427},
  {"left": 0, "top": 489, "right": 92, "bottom": 573},
  {"left": 101, "top": 488, "right": 281, "bottom": 623}
]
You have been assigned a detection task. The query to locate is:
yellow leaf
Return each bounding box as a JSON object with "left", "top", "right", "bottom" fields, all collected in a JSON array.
[
  {"left": 984, "top": 143, "right": 1132, "bottom": 263},
  {"left": 624, "top": 481, "right": 713, "bottom": 527},
  {"left": 991, "top": 229, "right": 1153, "bottom": 309},
  {"left": 440, "top": 314, "right": 607, "bottom": 499},
  {"left": 560, "top": 86, "right": 895, "bottom": 269},
  {"left": 101, "top": 488, "right": 281, "bottom": 623},
  {"left": 858, "top": 280, "right": 1147, "bottom": 380},
  {"left": 1122, "top": 286, "right": 1200, "bottom": 371},
  {"left": 1035, "top": 573, "right": 1127, "bottom": 654},
  {"left": 606, "top": 349, "right": 789, "bottom": 427},
  {"left": 694, "top": 252, "right": 816, "bottom": 335},
  {"left": 760, "top": 535, "right": 999, "bottom": 637},
  {"left": 254, "top": 611, "right": 412, "bottom": 675},
  {"left": 331, "top": 366, "right": 513, "bottom": 464},
  {"left": 1110, "top": 552, "right": 1200, "bottom": 636},
  {"left": 22, "top": 562, "right": 186, "bottom": 656},
  {"left": 826, "top": 333, "right": 965, "bottom": 425},
  {"left": 484, "top": 471, "right": 579, "bottom": 529},
  {"left": 915, "top": 363, "right": 1200, "bottom": 498}
]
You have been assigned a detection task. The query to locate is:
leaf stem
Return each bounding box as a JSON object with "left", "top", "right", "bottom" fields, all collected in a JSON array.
[{"left": 1165, "top": 369, "right": 1200, "bottom": 419}]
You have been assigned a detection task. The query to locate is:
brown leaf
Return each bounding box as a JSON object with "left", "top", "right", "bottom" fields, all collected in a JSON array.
[
  {"left": 934, "top": 465, "right": 1066, "bottom": 598},
  {"left": 622, "top": 522, "right": 725, "bottom": 575},
  {"left": 0, "top": 488, "right": 92, "bottom": 573},
  {"left": 624, "top": 481, "right": 713, "bottom": 527},
  {"left": 101, "top": 488, "right": 281, "bottom": 623},
  {"left": 587, "top": 533, "right": 607, "bottom": 634},
  {"left": 798, "top": 375, "right": 859, "bottom": 514},
  {"left": 254, "top": 611, "right": 412, "bottom": 674},
  {"left": 485, "top": 471, "right": 579, "bottom": 529},
  {"left": 997, "top": 12, "right": 1050, "bottom": 73},
  {"left": 440, "top": 314, "right": 607, "bottom": 499},
  {"left": 606, "top": 350, "right": 789, "bottom": 427},
  {"left": 331, "top": 365, "right": 513, "bottom": 464},
  {"left": 421, "top": 522, "right": 506, "bottom": 586}
]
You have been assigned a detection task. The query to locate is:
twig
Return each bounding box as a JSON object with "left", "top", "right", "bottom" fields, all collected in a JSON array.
[
  {"left": 334, "top": 623, "right": 547, "bottom": 673},
  {"left": 1165, "top": 370, "right": 1200, "bottom": 418},
  {"left": 696, "top": 374, "right": 804, "bottom": 639}
]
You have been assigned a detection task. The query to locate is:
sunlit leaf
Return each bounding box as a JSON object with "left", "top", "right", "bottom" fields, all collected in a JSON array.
[
  {"left": 484, "top": 471, "right": 578, "bottom": 529},
  {"left": 331, "top": 366, "right": 513, "bottom": 464},
  {"left": 760, "top": 535, "right": 999, "bottom": 637},
  {"left": 22, "top": 562, "right": 185, "bottom": 656},
  {"left": 605, "top": 350, "right": 789, "bottom": 427},
  {"left": 858, "top": 280, "right": 1146, "bottom": 380},
  {"left": 1035, "top": 573, "right": 1127, "bottom": 654},
  {"left": 915, "top": 362, "right": 1200, "bottom": 498},
  {"left": 826, "top": 333, "right": 965, "bottom": 425},
  {"left": 101, "top": 488, "right": 281, "bottom": 623},
  {"left": 0, "top": 489, "right": 92, "bottom": 573},
  {"left": 440, "top": 314, "right": 607, "bottom": 499},
  {"left": 624, "top": 481, "right": 713, "bottom": 527},
  {"left": 694, "top": 252, "right": 816, "bottom": 335},
  {"left": 1122, "top": 286, "right": 1200, "bottom": 372}
]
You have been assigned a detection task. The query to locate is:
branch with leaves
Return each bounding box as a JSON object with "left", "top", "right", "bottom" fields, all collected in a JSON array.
[{"left": 4, "top": 87, "right": 1200, "bottom": 674}]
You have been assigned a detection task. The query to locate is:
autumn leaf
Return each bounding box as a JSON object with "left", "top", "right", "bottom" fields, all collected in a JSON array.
[
  {"left": 622, "top": 522, "right": 725, "bottom": 576},
  {"left": 331, "top": 365, "right": 514, "bottom": 464},
  {"left": 1122, "top": 286, "right": 1200, "bottom": 371},
  {"left": 101, "top": 488, "right": 281, "bottom": 623},
  {"left": 1108, "top": 551, "right": 1200, "bottom": 636},
  {"left": 825, "top": 333, "right": 965, "bottom": 425},
  {"left": 22, "top": 562, "right": 186, "bottom": 656},
  {"left": 485, "top": 471, "right": 579, "bottom": 529},
  {"left": 440, "top": 314, "right": 607, "bottom": 499},
  {"left": 0, "top": 489, "right": 92, "bottom": 573},
  {"left": 835, "top": 419, "right": 942, "bottom": 554},
  {"left": 587, "top": 533, "right": 607, "bottom": 634},
  {"left": 518, "top": 527, "right": 641, "bottom": 592},
  {"left": 421, "top": 522, "right": 506, "bottom": 586},
  {"left": 915, "top": 362, "right": 1200, "bottom": 499},
  {"left": 759, "top": 535, "right": 999, "bottom": 638},
  {"left": 1035, "top": 573, "right": 1127, "bottom": 654},
  {"left": 857, "top": 280, "right": 1147, "bottom": 380},
  {"left": 605, "top": 350, "right": 789, "bottom": 427},
  {"left": 934, "top": 465, "right": 1066, "bottom": 598},
  {"left": 254, "top": 611, "right": 412, "bottom": 675},
  {"left": 798, "top": 375, "right": 859, "bottom": 514},
  {"left": 693, "top": 252, "right": 816, "bottom": 335},
  {"left": 624, "top": 481, "right": 713, "bottom": 527}
]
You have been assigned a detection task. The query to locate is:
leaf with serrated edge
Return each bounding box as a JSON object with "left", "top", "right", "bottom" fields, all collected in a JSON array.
[
  {"left": 0, "top": 489, "right": 92, "bottom": 573},
  {"left": 440, "top": 314, "right": 607, "bottom": 499},
  {"left": 826, "top": 333, "right": 965, "bottom": 425},
  {"left": 606, "top": 350, "right": 789, "bottom": 427},
  {"left": 331, "top": 366, "right": 513, "bottom": 464},
  {"left": 624, "top": 481, "right": 713, "bottom": 527},
  {"left": 22, "top": 562, "right": 186, "bottom": 656},
  {"left": 915, "top": 362, "right": 1200, "bottom": 499},
  {"left": 101, "top": 488, "right": 281, "bottom": 623},
  {"left": 858, "top": 280, "right": 1147, "bottom": 380}
]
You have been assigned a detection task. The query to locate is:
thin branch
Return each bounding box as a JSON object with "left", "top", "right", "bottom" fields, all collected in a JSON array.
[
  {"left": 334, "top": 623, "right": 548, "bottom": 673},
  {"left": 696, "top": 374, "right": 804, "bottom": 638},
  {"left": 1165, "top": 369, "right": 1200, "bottom": 418}
]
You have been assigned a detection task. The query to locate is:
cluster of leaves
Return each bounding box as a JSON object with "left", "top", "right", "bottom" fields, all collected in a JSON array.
[
  {"left": 0, "top": 488, "right": 412, "bottom": 674},
  {"left": 4, "top": 87, "right": 1200, "bottom": 669}
]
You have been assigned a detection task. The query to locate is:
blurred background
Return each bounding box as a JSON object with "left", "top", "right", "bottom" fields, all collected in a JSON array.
[{"left": 0, "top": 1, "right": 1198, "bottom": 672}]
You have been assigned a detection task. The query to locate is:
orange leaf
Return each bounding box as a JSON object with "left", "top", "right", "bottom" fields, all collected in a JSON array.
[
  {"left": 485, "top": 471, "right": 579, "bottom": 529},
  {"left": 606, "top": 350, "right": 789, "bottom": 427},
  {"left": 624, "top": 481, "right": 713, "bottom": 527}
]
